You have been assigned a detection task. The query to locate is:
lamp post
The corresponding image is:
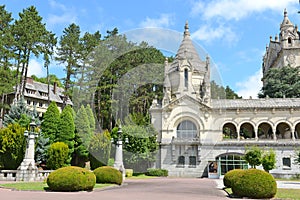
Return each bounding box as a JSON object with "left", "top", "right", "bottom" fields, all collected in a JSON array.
[
  {"left": 16, "top": 117, "right": 39, "bottom": 181},
  {"left": 113, "top": 124, "right": 128, "bottom": 180}
]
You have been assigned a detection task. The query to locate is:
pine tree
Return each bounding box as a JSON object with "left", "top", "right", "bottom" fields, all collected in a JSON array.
[
  {"left": 72, "top": 105, "right": 90, "bottom": 167},
  {"left": 86, "top": 104, "right": 96, "bottom": 132},
  {"left": 57, "top": 105, "right": 75, "bottom": 163},
  {"left": 41, "top": 101, "right": 60, "bottom": 144},
  {"left": 3, "top": 97, "right": 30, "bottom": 127}
]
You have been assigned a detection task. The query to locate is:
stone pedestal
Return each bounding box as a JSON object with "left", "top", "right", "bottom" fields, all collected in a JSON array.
[
  {"left": 113, "top": 140, "right": 125, "bottom": 180},
  {"left": 16, "top": 128, "right": 38, "bottom": 181}
]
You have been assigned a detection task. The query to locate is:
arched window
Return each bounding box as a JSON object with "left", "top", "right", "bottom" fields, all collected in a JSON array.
[
  {"left": 177, "top": 120, "right": 197, "bottom": 138},
  {"left": 184, "top": 68, "right": 188, "bottom": 88},
  {"left": 178, "top": 156, "right": 185, "bottom": 166}
]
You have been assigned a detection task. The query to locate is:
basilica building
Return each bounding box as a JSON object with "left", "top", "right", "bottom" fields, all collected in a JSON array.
[{"left": 150, "top": 10, "right": 300, "bottom": 178}]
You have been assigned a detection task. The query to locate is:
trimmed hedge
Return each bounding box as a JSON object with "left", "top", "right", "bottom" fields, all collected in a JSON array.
[
  {"left": 232, "top": 168, "right": 277, "bottom": 199},
  {"left": 223, "top": 169, "right": 245, "bottom": 188},
  {"left": 94, "top": 166, "right": 122, "bottom": 185},
  {"left": 146, "top": 168, "right": 168, "bottom": 177},
  {"left": 125, "top": 169, "right": 133, "bottom": 177},
  {"left": 47, "top": 166, "right": 96, "bottom": 191}
]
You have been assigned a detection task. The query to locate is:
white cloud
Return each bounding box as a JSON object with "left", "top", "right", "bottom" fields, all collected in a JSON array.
[
  {"left": 46, "top": 0, "right": 77, "bottom": 27},
  {"left": 28, "top": 59, "right": 46, "bottom": 78},
  {"left": 140, "top": 14, "right": 174, "bottom": 28},
  {"left": 191, "top": 0, "right": 297, "bottom": 21},
  {"left": 192, "top": 24, "right": 238, "bottom": 44},
  {"left": 236, "top": 70, "right": 263, "bottom": 99}
]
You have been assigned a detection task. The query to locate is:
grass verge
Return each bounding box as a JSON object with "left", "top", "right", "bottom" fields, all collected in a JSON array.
[
  {"left": 0, "top": 182, "right": 114, "bottom": 191},
  {"left": 224, "top": 187, "right": 300, "bottom": 200}
]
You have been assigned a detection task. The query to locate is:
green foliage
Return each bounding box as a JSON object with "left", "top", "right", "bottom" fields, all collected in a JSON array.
[
  {"left": 89, "top": 130, "right": 111, "bottom": 170},
  {"left": 31, "top": 74, "right": 63, "bottom": 87},
  {"left": 262, "top": 150, "right": 276, "bottom": 172},
  {"left": 259, "top": 66, "right": 300, "bottom": 98},
  {"left": 57, "top": 105, "right": 75, "bottom": 161},
  {"left": 244, "top": 146, "right": 262, "bottom": 168},
  {"left": 41, "top": 101, "right": 60, "bottom": 144},
  {"left": 210, "top": 81, "right": 241, "bottom": 99},
  {"left": 35, "top": 133, "right": 50, "bottom": 168},
  {"left": 231, "top": 169, "right": 277, "bottom": 199},
  {"left": 47, "top": 142, "right": 69, "bottom": 170},
  {"left": 86, "top": 104, "right": 96, "bottom": 132},
  {"left": 223, "top": 169, "right": 245, "bottom": 188},
  {"left": 93, "top": 166, "right": 123, "bottom": 185},
  {"left": 146, "top": 168, "right": 168, "bottom": 177},
  {"left": 120, "top": 124, "right": 158, "bottom": 172},
  {"left": 47, "top": 166, "right": 96, "bottom": 191},
  {"left": 3, "top": 97, "right": 31, "bottom": 127},
  {"left": 0, "top": 123, "right": 25, "bottom": 169},
  {"left": 125, "top": 169, "right": 133, "bottom": 177}
]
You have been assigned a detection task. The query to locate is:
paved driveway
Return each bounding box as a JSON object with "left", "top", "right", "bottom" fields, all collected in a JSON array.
[{"left": 0, "top": 178, "right": 229, "bottom": 200}]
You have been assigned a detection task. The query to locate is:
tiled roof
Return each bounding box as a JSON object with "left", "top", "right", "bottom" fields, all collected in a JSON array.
[
  {"left": 211, "top": 98, "right": 300, "bottom": 109},
  {"left": 24, "top": 80, "right": 72, "bottom": 105}
]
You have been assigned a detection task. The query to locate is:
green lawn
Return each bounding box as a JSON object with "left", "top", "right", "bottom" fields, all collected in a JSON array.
[
  {"left": 0, "top": 182, "right": 114, "bottom": 191},
  {"left": 225, "top": 188, "right": 300, "bottom": 200}
]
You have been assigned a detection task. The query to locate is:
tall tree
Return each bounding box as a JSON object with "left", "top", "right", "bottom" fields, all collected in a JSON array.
[
  {"left": 259, "top": 66, "right": 300, "bottom": 98},
  {"left": 12, "top": 6, "right": 52, "bottom": 97},
  {"left": 55, "top": 23, "right": 81, "bottom": 106},
  {"left": 86, "top": 104, "right": 96, "bottom": 133},
  {"left": 41, "top": 101, "right": 60, "bottom": 144},
  {"left": 57, "top": 105, "right": 75, "bottom": 163},
  {"left": 0, "top": 5, "right": 15, "bottom": 119}
]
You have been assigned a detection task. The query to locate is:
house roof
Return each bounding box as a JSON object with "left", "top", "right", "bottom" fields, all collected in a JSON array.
[
  {"left": 211, "top": 98, "right": 300, "bottom": 109},
  {"left": 23, "top": 78, "right": 73, "bottom": 105}
]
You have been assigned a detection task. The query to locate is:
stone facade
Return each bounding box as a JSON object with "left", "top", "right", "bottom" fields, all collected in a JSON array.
[
  {"left": 263, "top": 9, "right": 300, "bottom": 84},
  {"left": 150, "top": 20, "right": 300, "bottom": 178}
]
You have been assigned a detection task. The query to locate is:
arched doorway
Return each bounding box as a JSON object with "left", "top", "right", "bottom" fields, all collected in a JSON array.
[
  {"left": 240, "top": 123, "right": 255, "bottom": 139},
  {"left": 216, "top": 153, "right": 248, "bottom": 176},
  {"left": 295, "top": 123, "right": 300, "bottom": 139},
  {"left": 276, "top": 122, "right": 292, "bottom": 139},
  {"left": 258, "top": 123, "right": 273, "bottom": 139},
  {"left": 223, "top": 123, "right": 237, "bottom": 139},
  {"left": 175, "top": 120, "right": 198, "bottom": 167}
]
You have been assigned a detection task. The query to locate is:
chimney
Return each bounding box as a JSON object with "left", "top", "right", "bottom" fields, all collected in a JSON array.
[
  {"left": 26, "top": 77, "right": 33, "bottom": 84},
  {"left": 53, "top": 81, "right": 57, "bottom": 94}
]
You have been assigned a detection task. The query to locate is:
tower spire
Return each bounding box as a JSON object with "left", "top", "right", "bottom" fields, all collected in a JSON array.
[{"left": 184, "top": 20, "right": 190, "bottom": 37}]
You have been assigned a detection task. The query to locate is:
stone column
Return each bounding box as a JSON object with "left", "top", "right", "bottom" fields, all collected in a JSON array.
[
  {"left": 16, "top": 119, "right": 38, "bottom": 181},
  {"left": 254, "top": 127, "right": 258, "bottom": 141},
  {"left": 113, "top": 125, "right": 126, "bottom": 181}
]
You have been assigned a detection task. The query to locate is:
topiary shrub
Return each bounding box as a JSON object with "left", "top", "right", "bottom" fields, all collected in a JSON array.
[
  {"left": 146, "top": 168, "right": 168, "bottom": 177},
  {"left": 47, "top": 142, "right": 69, "bottom": 170},
  {"left": 47, "top": 166, "right": 96, "bottom": 191},
  {"left": 223, "top": 169, "right": 245, "bottom": 188},
  {"left": 93, "top": 166, "right": 122, "bottom": 185},
  {"left": 232, "top": 168, "right": 277, "bottom": 199},
  {"left": 126, "top": 169, "right": 133, "bottom": 177}
]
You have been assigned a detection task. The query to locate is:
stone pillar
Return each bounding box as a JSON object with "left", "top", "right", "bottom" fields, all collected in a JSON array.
[
  {"left": 16, "top": 119, "right": 38, "bottom": 181},
  {"left": 272, "top": 126, "right": 277, "bottom": 140},
  {"left": 254, "top": 127, "right": 258, "bottom": 141},
  {"left": 113, "top": 125, "right": 126, "bottom": 181},
  {"left": 237, "top": 126, "right": 241, "bottom": 140}
]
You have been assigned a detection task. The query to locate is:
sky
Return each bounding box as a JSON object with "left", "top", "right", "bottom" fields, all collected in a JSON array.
[{"left": 2, "top": 0, "right": 300, "bottom": 98}]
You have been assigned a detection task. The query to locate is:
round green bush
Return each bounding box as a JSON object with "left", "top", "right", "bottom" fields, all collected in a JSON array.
[
  {"left": 223, "top": 169, "right": 245, "bottom": 188},
  {"left": 47, "top": 166, "right": 96, "bottom": 191},
  {"left": 232, "top": 168, "right": 277, "bottom": 199},
  {"left": 93, "top": 166, "right": 122, "bottom": 185}
]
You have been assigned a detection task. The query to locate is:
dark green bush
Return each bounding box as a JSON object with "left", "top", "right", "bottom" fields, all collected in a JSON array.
[
  {"left": 93, "top": 166, "right": 122, "bottom": 185},
  {"left": 146, "top": 168, "right": 168, "bottom": 177},
  {"left": 47, "top": 166, "right": 96, "bottom": 191},
  {"left": 232, "top": 168, "right": 277, "bottom": 199},
  {"left": 47, "top": 142, "right": 69, "bottom": 170},
  {"left": 223, "top": 169, "right": 245, "bottom": 188}
]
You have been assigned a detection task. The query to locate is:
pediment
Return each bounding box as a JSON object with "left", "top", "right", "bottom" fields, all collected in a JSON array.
[{"left": 163, "top": 94, "right": 210, "bottom": 111}]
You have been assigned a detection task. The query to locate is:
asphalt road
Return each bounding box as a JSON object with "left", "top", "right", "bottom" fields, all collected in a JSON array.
[{"left": 0, "top": 178, "right": 230, "bottom": 200}]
